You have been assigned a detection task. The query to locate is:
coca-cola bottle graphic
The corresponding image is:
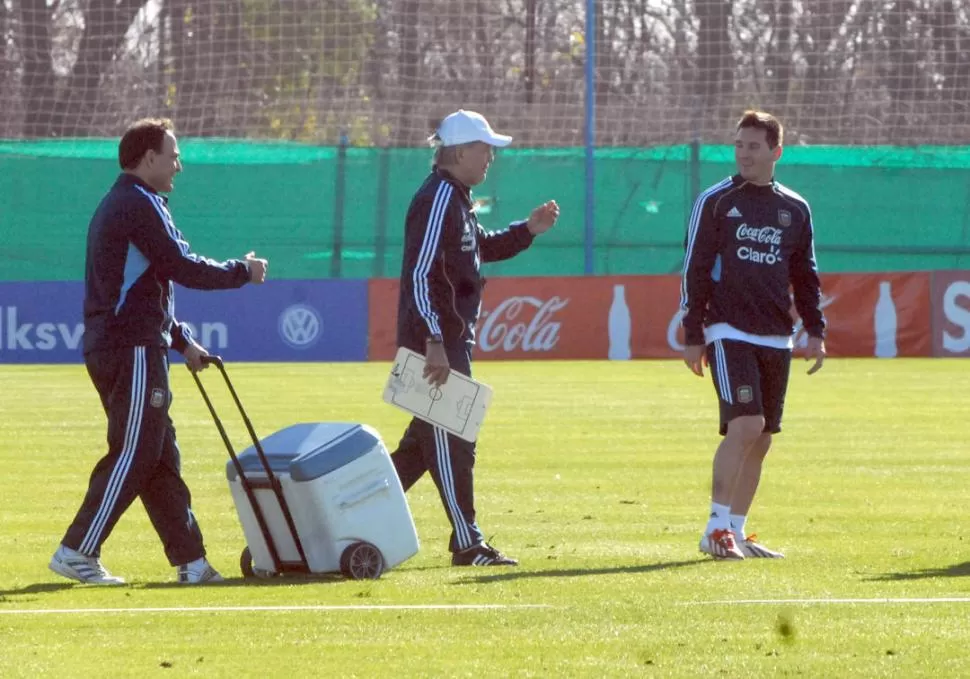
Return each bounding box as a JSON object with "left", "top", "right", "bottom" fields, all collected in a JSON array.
[
  {"left": 608, "top": 284, "right": 632, "bottom": 360},
  {"left": 874, "top": 280, "right": 898, "bottom": 358}
]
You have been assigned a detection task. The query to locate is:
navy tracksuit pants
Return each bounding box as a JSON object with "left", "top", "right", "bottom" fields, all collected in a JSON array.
[
  {"left": 390, "top": 340, "right": 484, "bottom": 553},
  {"left": 62, "top": 346, "right": 206, "bottom": 566}
]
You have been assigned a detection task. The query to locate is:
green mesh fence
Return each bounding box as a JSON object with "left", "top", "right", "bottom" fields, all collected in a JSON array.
[{"left": 2, "top": 140, "right": 968, "bottom": 281}]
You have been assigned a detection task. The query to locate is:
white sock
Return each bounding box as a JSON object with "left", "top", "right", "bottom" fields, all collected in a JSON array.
[
  {"left": 705, "top": 502, "right": 732, "bottom": 534},
  {"left": 730, "top": 514, "right": 747, "bottom": 540}
]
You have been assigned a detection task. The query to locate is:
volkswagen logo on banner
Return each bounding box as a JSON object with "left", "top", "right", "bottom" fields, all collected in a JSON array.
[{"left": 278, "top": 303, "right": 322, "bottom": 349}]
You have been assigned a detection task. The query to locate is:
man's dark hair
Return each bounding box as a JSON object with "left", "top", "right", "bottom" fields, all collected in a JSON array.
[
  {"left": 736, "top": 110, "right": 783, "bottom": 148},
  {"left": 119, "top": 118, "right": 174, "bottom": 170}
]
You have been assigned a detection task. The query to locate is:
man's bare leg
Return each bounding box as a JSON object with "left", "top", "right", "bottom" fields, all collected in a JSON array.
[
  {"left": 730, "top": 432, "right": 785, "bottom": 558},
  {"left": 700, "top": 415, "right": 764, "bottom": 559}
]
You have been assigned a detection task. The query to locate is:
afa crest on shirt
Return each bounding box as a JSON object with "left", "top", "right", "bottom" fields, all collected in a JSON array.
[
  {"left": 778, "top": 210, "right": 792, "bottom": 227},
  {"left": 460, "top": 222, "right": 476, "bottom": 252}
]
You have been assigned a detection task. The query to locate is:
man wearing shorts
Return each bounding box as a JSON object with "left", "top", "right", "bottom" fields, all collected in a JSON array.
[{"left": 680, "top": 110, "right": 826, "bottom": 560}]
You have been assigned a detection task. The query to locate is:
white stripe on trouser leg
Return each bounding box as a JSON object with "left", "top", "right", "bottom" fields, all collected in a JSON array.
[
  {"left": 80, "top": 346, "right": 146, "bottom": 553},
  {"left": 714, "top": 341, "right": 733, "bottom": 405},
  {"left": 434, "top": 427, "right": 472, "bottom": 549},
  {"left": 434, "top": 428, "right": 471, "bottom": 549},
  {"left": 80, "top": 347, "right": 147, "bottom": 554}
]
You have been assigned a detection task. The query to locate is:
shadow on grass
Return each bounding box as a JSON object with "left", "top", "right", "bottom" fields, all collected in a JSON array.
[
  {"left": 2, "top": 560, "right": 710, "bottom": 597},
  {"left": 866, "top": 561, "right": 970, "bottom": 582},
  {"left": 0, "top": 583, "right": 77, "bottom": 599},
  {"left": 0, "top": 574, "right": 354, "bottom": 598},
  {"left": 453, "top": 558, "right": 710, "bottom": 584},
  {"left": 2, "top": 562, "right": 462, "bottom": 599},
  {"left": 136, "top": 573, "right": 350, "bottom": 589}
]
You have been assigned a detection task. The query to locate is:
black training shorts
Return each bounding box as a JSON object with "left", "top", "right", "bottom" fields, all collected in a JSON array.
[{"left": 705, "top": 339, "right": 792, "bottom": 436}]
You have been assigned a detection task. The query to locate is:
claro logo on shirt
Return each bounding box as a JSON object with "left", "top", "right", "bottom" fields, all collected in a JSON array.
[{"left": 735, "top": 224, "right": 783, "bottom": 265}]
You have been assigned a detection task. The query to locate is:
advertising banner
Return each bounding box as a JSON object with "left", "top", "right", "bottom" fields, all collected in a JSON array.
[
  {"left": 811, "top": 272, "right": 931, "bottom": 358},
  {"left": 0, "top": 280, "right": 369, "bottom": 364},
  {"left": 369, "top": 272, "right": 933, "bottom": 360}
]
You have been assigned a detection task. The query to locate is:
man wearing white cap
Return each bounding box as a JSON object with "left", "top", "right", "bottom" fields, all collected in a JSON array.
[{"left": 390, "top": 109, "right": 560, "bottom": 566}]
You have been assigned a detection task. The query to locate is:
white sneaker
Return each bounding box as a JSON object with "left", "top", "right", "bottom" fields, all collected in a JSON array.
[
  {"left": 177, "top": 559, "right": 225, "bottom": 584},
  {"left": 738, "top": 534, "right": 785, "bottom": 559},
  {"left": 49, "top": 545, "right": 126, "bottom": 585}
]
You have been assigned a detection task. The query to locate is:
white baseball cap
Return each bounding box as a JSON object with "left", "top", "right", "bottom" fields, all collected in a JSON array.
[{"left": 435, "top": 109, "right": 513, "bottom": 147}]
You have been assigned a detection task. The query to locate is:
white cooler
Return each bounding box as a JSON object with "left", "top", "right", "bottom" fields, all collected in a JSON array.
[{"left": 226, "top": 422, "right": 419, "bottom": 579}]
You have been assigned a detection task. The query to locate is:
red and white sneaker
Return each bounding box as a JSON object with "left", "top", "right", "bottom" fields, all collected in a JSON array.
[
  {"left": 738, "top": 534, "right": 785, "bottom": 559},
  {"left": 699, "top": 528, "right": 744, "bottom": 560}
]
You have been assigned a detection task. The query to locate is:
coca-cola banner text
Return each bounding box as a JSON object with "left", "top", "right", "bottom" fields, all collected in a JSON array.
[
  {"left": 931, "top": 270, "right": 970, "bottom": 357},
  {"left": 367, "top": 273, "right": 934, "bottom": 361},
  {"left": 367, "top": 276, "right": 653, "bottom": 361}
]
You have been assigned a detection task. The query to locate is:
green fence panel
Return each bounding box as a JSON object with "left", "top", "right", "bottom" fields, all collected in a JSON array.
[{"left": 2, "top": 141, "right": 968, "bottom": 281}]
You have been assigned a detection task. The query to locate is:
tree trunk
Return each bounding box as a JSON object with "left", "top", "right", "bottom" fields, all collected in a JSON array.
[
  {"left": 595, "top": 0, "right": 615, "bottom": 106},
  {"left": 694, "top": 0, "right": 732, "bottom": 137},
  {"left": 884, "top": 0, "right": 920, "bottom": 140},
  {"left": 169, "top": 0, "right": 221, "bottom": 136},
  {"left": 396, "top": 0, "right": 420, "bottom": 145},
  {"left": 799, "top": 0, "right": 856, "bottom": 141},
  {"left": 19, "top": 0, "right": 55, "bottom": 137},
  {"left": 524, "top": 0, "right": 537, "bottom": 104},
  {"left": 475, "top": 0, "right": 495, "bottom": 104},
  {"left": 937, "top": 0, "right": 970, "bottom": 138},
  {"left": 765, "top": 0, "right": 793, "bottom": 115},
  {"left": 51, "top": 0, "right": 148, "bottom": 135},
  {"left": 223, "top": 0, "right": 245, "bottom": 137}
]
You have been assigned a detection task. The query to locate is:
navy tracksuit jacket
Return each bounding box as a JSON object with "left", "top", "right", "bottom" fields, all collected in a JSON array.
[
  {"left": 391, "top": 167, "right": 534, "bottom": 553},
  {"left": 62, "top": 173, "right": 250, "bottom": 565}
]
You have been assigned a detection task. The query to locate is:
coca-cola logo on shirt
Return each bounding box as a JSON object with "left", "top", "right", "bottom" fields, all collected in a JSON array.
[
  {"left": 736, "top": 224, "right": 783, "bottom": 245},
  {"left": 478, "top": 296, "right": 566, "bottom": 352}
]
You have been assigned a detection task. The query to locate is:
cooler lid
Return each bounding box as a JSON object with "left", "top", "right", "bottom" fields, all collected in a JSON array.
[
  {"left": 225, "top": 447, "right": 293, "bottom": 482},
  {"left": 224, "top": 422, "right": 381, "bottom": 482},
  {"left": 289, "top": 423, "right": 381, "bottom": 482}
]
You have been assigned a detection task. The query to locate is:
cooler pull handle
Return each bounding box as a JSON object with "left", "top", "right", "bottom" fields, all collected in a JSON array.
[{"left": 193, "top": 355, "right": 309, "bottom": 573}]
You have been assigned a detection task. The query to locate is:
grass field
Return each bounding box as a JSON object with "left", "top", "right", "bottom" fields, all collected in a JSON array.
[{"left": 1, "top": 358, "right": 968, "bottom": 677}]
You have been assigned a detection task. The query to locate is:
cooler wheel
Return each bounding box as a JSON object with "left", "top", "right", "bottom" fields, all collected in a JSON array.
[
  {"left": 340, "top": 541, "right": 384, "bottom": 580},
  {"left": 240, "top": 546, "right": 255, "bottom": 578},
  {"left": 240, "top": 546, "right": 276, "bottom": 578}
]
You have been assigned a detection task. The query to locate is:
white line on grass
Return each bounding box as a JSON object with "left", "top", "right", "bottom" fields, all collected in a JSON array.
[
  {"left": 687, "top": 598, "right": 970, "bottom": 605},
  {"left": 0, "top": 603, "right": 551, "bottom": 616}
]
